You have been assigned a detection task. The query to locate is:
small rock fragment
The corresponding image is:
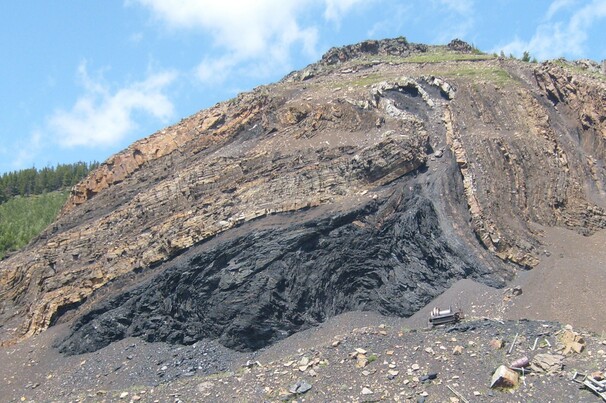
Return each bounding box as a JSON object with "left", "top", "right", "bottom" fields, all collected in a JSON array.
[
  {"left": 530, "top": 353, "right": 564, "bottom": 373},
  {"left": 356, "top": 355, "right": 368, "bottom": 368},
  {"left": 420, "top": 372, "right": 438, "bottom": 383},
  {"left": 490, "top": 365, "right": 519, "bottom": 389},
  {"left": 387, "top": 369, "right": 399, "bottom": 379},
  {"left": 289, "top": 380, "right": 312, "bottom": 394},
  {"left": 489, "top": 339, "right": 504, "bottom": 350},
  {"left": 361, "top": 387, "right": 373, "bottom": 395}
]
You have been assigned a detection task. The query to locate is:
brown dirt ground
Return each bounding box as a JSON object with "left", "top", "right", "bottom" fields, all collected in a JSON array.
[{"left": 1, "top": 227, "right": 605, "bottom": 402}]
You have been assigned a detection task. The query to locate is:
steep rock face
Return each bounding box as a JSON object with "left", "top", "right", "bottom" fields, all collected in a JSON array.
[
  {"left": 1, "top": 40, "right": 606, "bottom": 353},
  {"left": 58, "top": 179, "right": 504, "bottom": 354}
]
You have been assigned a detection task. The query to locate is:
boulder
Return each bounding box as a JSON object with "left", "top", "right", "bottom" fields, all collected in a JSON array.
[
  {"left": 530, "top": 354, "right": 564, "bottom": 373},
  {"left": 490, "top": 365, "right": 519, "bottom": 389}
]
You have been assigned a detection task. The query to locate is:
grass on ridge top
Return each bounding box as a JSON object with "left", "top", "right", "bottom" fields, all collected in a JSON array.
[
  {"left": 342, "top": 65, "right": 512, "bottom": 88},
  {"left": 402, "top": 51, "right": 495, "bottom": 63}
]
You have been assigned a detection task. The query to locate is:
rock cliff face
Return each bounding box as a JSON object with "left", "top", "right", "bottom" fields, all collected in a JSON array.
[{"left": 1, "top": 39, "right": 605, "bottom": 354}]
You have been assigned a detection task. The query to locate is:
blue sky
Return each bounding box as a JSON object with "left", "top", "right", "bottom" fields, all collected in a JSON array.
[{"left": 1, "top": 0, "right": 605, "bottom": 174}]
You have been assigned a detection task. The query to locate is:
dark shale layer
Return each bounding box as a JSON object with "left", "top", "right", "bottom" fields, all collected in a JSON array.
[{"left": 58, "top": 156, "right": 507, "bottom": 354}]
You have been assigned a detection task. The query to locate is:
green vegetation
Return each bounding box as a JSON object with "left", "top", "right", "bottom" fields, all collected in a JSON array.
[
  {"left": 346, "top": 47, "right": 494, "bottom": 69},
  {"left": 349, "top": 73, "right": 388, "bottom": 87},
  {"left": 0, "top": 161, "right": 101, "bottom": 259},
  {"left": 0, "top": 161, "right": 99, "bottom": 204},
  {"left": 0, "top": 191, "right": 69, "bottom": 259},
  {"left": 402, "top": 50, "right": 494, "bottom": 63}
]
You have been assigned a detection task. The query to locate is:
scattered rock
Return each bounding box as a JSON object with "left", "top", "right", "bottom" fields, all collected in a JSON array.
[
  {"left": 447, "top": 38, "right": 473, "bottom": 53},
  {"left": 361, "top": 387, "right": 373, "bottom": 395},
  {"left": 490, "top": 365, "right": 519, "bottom": 389},
  {"left": 356, "top": 354, "right": 368, "bottom": 368},
  {"left": 530, "top": 354, "right": 565, "bottom": 373},
  {"left": 490, "top": 339, "right": 504, "bottom": 350},
  {"left": 420, "top": 372, "right": 438, "bottom": 383},
  {"left": 559, "top": 329, "right": 585, "bottom": 354},
  {"left": 289, "top": 380, "right": 312, "bottom": 395},
  {"left": 452, "top": 346, "right": 464, "bottom": 355}
]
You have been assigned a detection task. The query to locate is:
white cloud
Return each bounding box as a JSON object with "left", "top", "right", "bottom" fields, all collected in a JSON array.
[
  {"left": 133, "top": 0, "right": 363, "bottom": 84},
  {"left": 7, "top": 131, "right": 43, "bottom": 170},
  {"left": 135, "top": 0, "right": 317, "bottom": 56},
  {"left": 429, "top": 0, "right": 475, "bottom": 41},
  {"left": 49, "top": 62, "right": 176, "bottom": 148},
  {"left": 196, "top": 55, "right": 238, "bottom": 84},
  {"left": 434, "top": 0, "right": 473, "bottom": 15},
  {"left": 0, "top": 130, "right": 45, "bottom": 172},
  {"left": 545, "top": 0, "right": 577, "bottom": 20},
  {"left": 324, "top": 0, "right": 366, "bottom": 22},
  {"left": 498, "top": 0, "right": 606, "bottom": 60}
]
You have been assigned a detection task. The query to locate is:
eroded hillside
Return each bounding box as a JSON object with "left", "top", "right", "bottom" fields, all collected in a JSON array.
[{"left": 1, "top": 39, "right": 605, "bottom": 355}]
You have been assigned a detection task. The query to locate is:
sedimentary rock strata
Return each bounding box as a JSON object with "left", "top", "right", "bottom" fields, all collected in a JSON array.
[{"left": 1, "top": 40, "right": 605, "bottom": 353}]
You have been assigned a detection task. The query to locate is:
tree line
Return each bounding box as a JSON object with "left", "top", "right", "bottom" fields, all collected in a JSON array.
[{"left": 0, "top": 161, "right": 100, "bottom": 204}]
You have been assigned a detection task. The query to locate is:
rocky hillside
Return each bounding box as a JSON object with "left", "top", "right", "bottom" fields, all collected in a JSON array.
[{"left": 1, "top": 39, "right": 605, "bottom": 357}]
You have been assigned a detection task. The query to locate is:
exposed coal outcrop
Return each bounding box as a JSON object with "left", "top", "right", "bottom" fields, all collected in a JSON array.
[{"left": 58, "top": 164, "right": 506, "bottom": 355}]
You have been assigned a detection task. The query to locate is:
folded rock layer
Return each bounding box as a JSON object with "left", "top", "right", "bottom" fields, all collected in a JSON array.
[{"left": 1, "top": 39, "right": 605, "bottom": 354}]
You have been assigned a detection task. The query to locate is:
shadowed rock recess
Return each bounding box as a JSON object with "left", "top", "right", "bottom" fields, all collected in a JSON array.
[{"left": 1, "top": 39, "right": 606, "bottom": 355}]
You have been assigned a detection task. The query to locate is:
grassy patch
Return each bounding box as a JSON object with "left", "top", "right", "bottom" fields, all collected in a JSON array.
[
  {"left": 402, "top": 50, "right": 495, "bottom": 63},
  {"left": 430, "top": 66, "right": 513, "bottom": 86},
  {"left": 0, "top": 191, "right": 68, "bottom": 259},
  {"left": 348, "top": 50, "right": 495, "bottom": 66},
  {"left": 349, "top": 73, "right": 388, "bottom": 87}
]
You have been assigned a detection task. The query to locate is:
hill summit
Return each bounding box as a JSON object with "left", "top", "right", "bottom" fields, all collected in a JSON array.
[{"left": 1, "top": 39, "right": 605, "bottom": 357}]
